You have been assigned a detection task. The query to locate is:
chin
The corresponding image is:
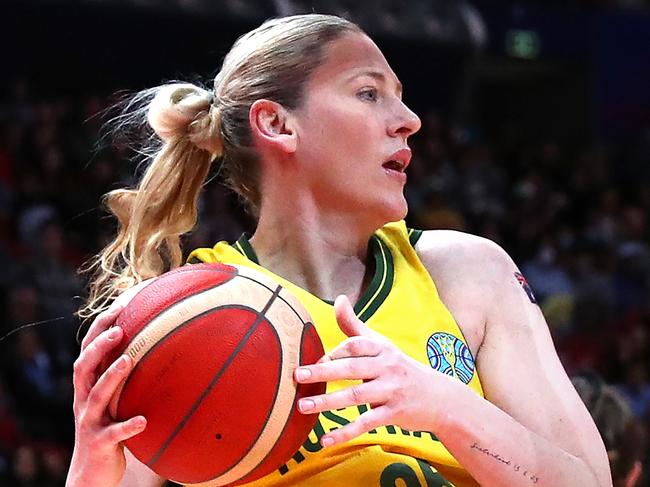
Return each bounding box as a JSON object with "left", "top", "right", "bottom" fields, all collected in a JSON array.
[
  {"left": 374, "top": 196, "right": 408, "bottom": 226},
  {"left": 392, "top": 200, "right": 409, "bottom": 222}
]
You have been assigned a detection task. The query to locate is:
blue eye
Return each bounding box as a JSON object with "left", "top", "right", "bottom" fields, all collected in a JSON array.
[{"left": 358, "top": 88, "right": 378, "bottom": 102}]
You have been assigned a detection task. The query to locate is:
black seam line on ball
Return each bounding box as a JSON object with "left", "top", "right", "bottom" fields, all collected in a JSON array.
[
  {"left": 246, "top": 322, "right": 314, "bottom": 479},
  {"left": 216, "top": 312, "right": 283, "bottom": 480},
  {"left": 148, "top": 284, "right": 283, "bottom": 469},
  {"left": 236, "top": 273, "right": 308, "bottom": 327}
]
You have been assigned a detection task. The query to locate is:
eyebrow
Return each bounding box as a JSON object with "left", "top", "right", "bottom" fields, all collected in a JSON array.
[{"left": 349, "top": 70, "right": 403, "bottom": 97}]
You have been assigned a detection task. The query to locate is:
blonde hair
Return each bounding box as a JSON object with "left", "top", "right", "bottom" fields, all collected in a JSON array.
[{"left": 79, "top": 14, "right": 361, "bottom": 319}]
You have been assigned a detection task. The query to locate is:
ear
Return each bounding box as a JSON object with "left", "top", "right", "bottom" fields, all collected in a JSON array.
[{"left": 249, "top": 99, "right": 297, "bottom": 154}]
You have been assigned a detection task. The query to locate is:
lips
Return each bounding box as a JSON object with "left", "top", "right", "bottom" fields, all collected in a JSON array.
[{"left": 382, "top": 148, "right": 412, "bottom": 173}]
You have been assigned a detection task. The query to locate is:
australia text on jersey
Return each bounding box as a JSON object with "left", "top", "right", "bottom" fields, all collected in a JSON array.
[{"left": 278, "top": 403, "right": 455, "bottom": 486}]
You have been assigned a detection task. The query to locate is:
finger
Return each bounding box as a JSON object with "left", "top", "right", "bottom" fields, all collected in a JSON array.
[
  {"left": 73, "top": 327, "right": 124, "bottom": 402},
  {"left": 100, "top": 416, "right": 147, "bottom": 445},
  {"left": 328, "top": 336, "right": 383, "bottom": 361},
  {"left": 295, "top": 356, "right": 379, "bottom": 384},
  {"left": 314, "top": 337, "right": 381, "bottom": 366},
  {"left": 86, "top": 354, "right": 133, "bottom": 419},
  {"left": 298, "top": 380, "right": 385, "bottom": 414},
  {"left": 316, "top": 353, "right": 332, "bottom": 365},
  {"left": 81, "top": 304, "right": 124, "bottom": 351},
  {"left": 334, "top": 295, "right": 370, "bottom": 338},
  {"left": 320, "top": 407, "right": 392, "bottom": 447}
]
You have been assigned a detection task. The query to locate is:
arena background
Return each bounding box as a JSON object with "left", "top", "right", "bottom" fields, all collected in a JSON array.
[{"left": 1, "top": 0, "right": 650, "bottom": 484}]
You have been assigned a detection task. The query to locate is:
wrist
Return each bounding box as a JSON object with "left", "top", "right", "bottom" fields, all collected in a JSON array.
[
  {"left": 426, "top": 368, "right": 473, "bottom": 436},
  {"left": 66, "top": 453, "right": 122, "bottom": 487}
]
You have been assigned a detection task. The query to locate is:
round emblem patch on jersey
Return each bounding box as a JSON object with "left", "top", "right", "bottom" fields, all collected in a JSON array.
[{"left": 426, "top": 332, "right": 475, "bottom": 384}]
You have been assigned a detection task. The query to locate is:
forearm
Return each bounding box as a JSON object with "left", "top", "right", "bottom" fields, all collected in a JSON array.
[
  {"left": 66, "top": 446, "right": 124, "bottom": 487},
  {"left": 293, "top": 293, "right": 610, "bottom": 486},
  {"left": 66, "top": 453, "right": 164, "bottom": 487},
  {"left": 66, "top": 467, "right": 121, "bottom": 487},
  {"left": 432, "top": 377, "right": 607, "bottom": 487}
]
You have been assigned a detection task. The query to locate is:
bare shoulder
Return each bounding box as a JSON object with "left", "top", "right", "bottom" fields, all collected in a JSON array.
[
  {"left": 413, "top": 230, "right": 516, "bottom": 355},
  {"left": 414, "top": 229, "right": 513, "bottom": 278}
]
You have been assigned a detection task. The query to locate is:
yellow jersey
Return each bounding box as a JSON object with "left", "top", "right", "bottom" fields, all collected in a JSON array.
[{"left": 186, "top": 221, "right": 483, "bottom": 487}]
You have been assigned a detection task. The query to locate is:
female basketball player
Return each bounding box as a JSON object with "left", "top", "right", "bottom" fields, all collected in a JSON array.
[{"left": 67, "top": 14, "right": 613, "bottom": 487}]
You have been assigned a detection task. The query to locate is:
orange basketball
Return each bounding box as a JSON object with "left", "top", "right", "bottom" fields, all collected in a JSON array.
[{"left": 108, "top": 262, "right": 326, "bottom": 485}]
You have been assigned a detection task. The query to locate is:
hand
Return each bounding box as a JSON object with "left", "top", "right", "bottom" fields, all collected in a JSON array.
[
  {"left": 67, "top": 304, "right": 147, "bottom": 487},
  {"left": 294, "top": 295, "right": 444, "bottom": 448}
]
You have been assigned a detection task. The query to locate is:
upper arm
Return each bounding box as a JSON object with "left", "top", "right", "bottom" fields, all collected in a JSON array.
[
  {"left": 119, "top": 449, "right": 166, "bottom": 487},
  {"left": 416, "top": 231, "right": 611, "bottom": 485},
  {"left": 477, "top": 248, "right": 611, "bottom": 484}
]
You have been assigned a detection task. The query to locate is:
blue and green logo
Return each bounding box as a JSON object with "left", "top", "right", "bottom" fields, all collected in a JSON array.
[{"left": 426, "top": 332, "right": 475, "bottom": 384}]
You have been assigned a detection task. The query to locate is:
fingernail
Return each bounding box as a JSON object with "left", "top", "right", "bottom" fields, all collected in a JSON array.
[
  {"left": 299, "top": 398, "right": 314, "bottom": 412},
  {"left": 116, "top": 355, "right": 129, "bottom": 370},
  {"left": 322, "top": 436, "right": 334, "bottom": 447},
  {"left": 295, "top": 367, "right": 311, "bottom": 381},
  {"left": 108, "top": 327, "right": 122, "bottom": 340},
  {"left": 134, "top": 417, "right": 147, "bottom": 430}
]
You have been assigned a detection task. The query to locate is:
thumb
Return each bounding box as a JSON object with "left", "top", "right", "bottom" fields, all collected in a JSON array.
[{"left": 334, "top": 295, "right": 370, "bottom": 338}]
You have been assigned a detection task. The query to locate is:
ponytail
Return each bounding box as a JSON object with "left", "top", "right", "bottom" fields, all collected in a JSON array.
[{"left": 79, "top": 84, "right": 221, "bottom": 319}]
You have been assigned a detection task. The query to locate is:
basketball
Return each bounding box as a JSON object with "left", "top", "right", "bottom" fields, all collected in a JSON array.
[{"left": 106, "top": 262, "right": 326, "bottom": 485}]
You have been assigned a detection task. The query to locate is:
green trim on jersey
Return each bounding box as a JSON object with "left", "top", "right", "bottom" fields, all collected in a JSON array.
[
  {"left": 408, "top": 227, "right": 423, "bottom": 247},
  {"left": 230, "top": 233, "right": 394, "bottom": 323},
  {"left": 234, "top": 234, "right": 259, "bottom": 264},
  {"left": 354, "top": 236, "right": 394, "bottom": 322}
]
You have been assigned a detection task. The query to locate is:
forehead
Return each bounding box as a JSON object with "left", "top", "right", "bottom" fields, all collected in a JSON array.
[{"left": 307, "top": 31, "right": 399, "bottom": 88}]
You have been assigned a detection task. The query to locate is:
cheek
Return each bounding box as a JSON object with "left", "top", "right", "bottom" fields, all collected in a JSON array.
[
  {"left": 301, "top": 117, "right": 357, "bottom": 162},
  {"left": 296, "top": 98, "right": 383, "bottom": 170},
  {"left": 305, "top": 98, "right": 373, "bottom": 136},
  {"left": 315, "top": 107, "right": 355, "bottom": 136}
]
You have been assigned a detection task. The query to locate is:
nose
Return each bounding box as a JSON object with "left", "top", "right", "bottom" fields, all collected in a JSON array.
[{"left": 388, "top": 100, "right": 422, "bottom": 139}]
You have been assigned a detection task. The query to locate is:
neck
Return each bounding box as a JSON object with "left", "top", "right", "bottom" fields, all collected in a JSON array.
[{"left": 250, "top": 197, "right": 381, "bottom": 303}]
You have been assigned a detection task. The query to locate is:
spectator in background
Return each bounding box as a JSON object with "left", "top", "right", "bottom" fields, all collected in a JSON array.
[
  {"left": 10, "top": 444, "right": 42, "bottom": 487},
  {"left": 2, "top": 283, "right": 74, "bottom": 444},
  {"left": 573, "top": 371, "right": 645, "bottom": 487},
  {"left": 0, "top": 378, "right": 19, "bottom": 483},
  {"left": 617, "top": 359, "right": 650, "bottom": 420}
]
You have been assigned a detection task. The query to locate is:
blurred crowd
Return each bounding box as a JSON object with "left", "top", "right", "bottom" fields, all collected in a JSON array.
[
  {"left": 499, "top": 0, "right": 650, "bottom": 9},
  {"left": 1, "top": 75, "right": 649, "bottom": 485}
]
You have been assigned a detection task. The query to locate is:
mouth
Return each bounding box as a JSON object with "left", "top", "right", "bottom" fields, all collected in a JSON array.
[
  {"left": 382, "top": 159, "right": 406, "bottom": 172},
  {"left": 382, "top": 148, "right": 411, "bottom": 173}
]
